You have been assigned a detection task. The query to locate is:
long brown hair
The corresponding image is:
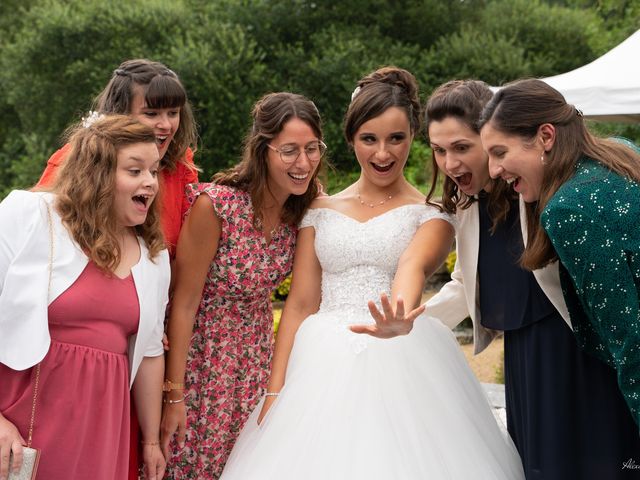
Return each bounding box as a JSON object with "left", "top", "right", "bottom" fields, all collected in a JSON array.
[
  {"left": 93, "top": 58, "right": 197, "bottom": 172},
  {"left": 54, "top": 115, "right": 165, "bottom": 272},
  {"left": 424, "top": 79, "right": 514, "bottom": 230},
  {"left": 213, "top": 92, "right": 324, "bottom": 226},
  {"left": 344, "top": 66, "right": 421, "bottom": 143},
  {"left": 479, "top": 78, "right": 640, "bottom": 269}
]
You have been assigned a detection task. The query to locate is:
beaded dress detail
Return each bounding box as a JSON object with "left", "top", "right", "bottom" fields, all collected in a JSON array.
[{"left": 221, "top": 204, "right": 524, "bottom": 480}]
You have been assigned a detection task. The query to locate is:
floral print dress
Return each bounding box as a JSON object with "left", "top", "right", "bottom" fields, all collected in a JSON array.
[{"left": 167, "top": 184, "right": 296, "bottom": 479}]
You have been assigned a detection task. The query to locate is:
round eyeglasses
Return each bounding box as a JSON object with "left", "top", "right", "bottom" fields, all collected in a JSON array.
[{"left": 267, "top": 140, "right": 327, "bottom": 165}]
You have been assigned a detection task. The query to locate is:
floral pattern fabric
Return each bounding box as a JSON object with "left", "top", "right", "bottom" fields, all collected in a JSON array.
[{"left": 166, "top": 183, "right": 296, "bottom": 479}]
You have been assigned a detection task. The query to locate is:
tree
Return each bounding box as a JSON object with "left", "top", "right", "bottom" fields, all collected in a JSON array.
[
  {"left": 167, "top": 19, "right": 269, "bottom": 176},
  {"left": 0, "top": 0, "right": 195, "bottom": 190},
  {"left": 0, "top": 0, "right": 635, "bottom": 195},
  {"left": 423, "top": 0, "right": 599, "bottom": 90}
]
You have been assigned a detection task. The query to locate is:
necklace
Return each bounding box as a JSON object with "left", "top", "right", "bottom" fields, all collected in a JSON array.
[
  {"left": 356, "top": 185, "right": 393, "bottom": 208},
  {"left": 257, "top": 215, "right": 279, "bottom": 239}
]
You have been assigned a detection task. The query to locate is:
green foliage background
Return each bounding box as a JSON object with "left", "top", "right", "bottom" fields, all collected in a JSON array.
[{"left": 0, "top": 0, "right": 638, "bottom": 198}]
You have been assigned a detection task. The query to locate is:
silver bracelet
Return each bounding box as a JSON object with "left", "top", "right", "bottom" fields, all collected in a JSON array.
[{"left": 264, "top": 392, "right": 280, "bottom": 397}]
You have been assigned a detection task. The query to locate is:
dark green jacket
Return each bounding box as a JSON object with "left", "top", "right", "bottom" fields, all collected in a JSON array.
[{"left": 542, "top": 150, "right": 640, "bottom": 427}]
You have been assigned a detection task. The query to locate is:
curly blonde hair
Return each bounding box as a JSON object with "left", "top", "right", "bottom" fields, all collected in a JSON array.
[{"left": 53, "top": 115, "right": 165, "bottom": 272}]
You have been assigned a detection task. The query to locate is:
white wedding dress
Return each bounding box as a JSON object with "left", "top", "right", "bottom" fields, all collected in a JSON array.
[{"left": 221, "top": 205, "right": 524, "bottom": 480}]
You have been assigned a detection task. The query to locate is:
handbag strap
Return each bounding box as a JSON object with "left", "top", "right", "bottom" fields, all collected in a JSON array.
[{"left": 27, "top": 200, "right": 54, "bottom": 448}]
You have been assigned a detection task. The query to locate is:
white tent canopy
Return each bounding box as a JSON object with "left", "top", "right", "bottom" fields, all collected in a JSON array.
[{"left": 541, "top": 29, "right": 640, "bottom": 123}]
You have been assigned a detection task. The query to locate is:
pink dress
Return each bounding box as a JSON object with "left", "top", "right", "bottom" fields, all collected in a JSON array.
[
  {"left": 166, "top": 184, "right": 296, "bottom": 479},
  {"left": 0, "top": 262, "right": 139, "bottom": 479}
]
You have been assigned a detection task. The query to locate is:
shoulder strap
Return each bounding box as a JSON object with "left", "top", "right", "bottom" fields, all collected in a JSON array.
[{"left": 27, "top": 200, "right": 54, "bottom": 447}]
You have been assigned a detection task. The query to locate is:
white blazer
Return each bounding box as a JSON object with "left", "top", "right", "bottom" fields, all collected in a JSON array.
[
  {"left": 0, "top": 191, "right": 170, "bottom": 386},
  {"left": 426, "top": 197, "right": 570, "bottom": 355}
]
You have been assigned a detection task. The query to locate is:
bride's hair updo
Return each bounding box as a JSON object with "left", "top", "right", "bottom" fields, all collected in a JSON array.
[{"left": 344, "top": 66, "right": 421, "bottom": 144}]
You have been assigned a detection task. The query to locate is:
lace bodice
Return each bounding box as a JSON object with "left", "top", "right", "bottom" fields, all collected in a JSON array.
[{"left": 300, "top": 205, "right": 453, "bottom": 319}]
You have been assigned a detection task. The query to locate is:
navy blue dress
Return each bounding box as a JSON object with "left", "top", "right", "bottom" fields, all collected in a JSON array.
[{"left": 477, "top": 195, "right": 640, "bottom": 479}]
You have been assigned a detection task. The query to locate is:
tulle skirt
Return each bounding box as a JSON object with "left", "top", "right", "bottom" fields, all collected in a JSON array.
[{"left": 221, "top": 310, "right": 524, "bottom": 479}]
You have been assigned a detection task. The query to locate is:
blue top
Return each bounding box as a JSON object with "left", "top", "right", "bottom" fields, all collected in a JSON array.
[
  {"left": 542, "top": 150, "right": 640, "bottom": 426},
  {"left": 478, "top": 195, "right": 556, "bottom": 331}
]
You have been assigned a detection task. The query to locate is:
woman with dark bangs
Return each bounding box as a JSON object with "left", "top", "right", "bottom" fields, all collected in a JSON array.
[
  {"left": 36, "top": 58, "right": 198, "bottom": 479},
  {"left": 38, "top": 58, "right": 199, "bottom": 259}
]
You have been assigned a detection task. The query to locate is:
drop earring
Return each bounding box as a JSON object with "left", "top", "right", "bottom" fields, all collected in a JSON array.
[{"left": 540, "top": 152, "right": 546, "bottom": 165}]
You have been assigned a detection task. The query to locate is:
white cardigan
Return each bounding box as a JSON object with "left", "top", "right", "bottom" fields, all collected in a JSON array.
[
  {"left": 0, "top": 191, "right": 170, "bottom": 386},
  {"left": 425, "top": 197, "right": 571, "bottom": 355}
]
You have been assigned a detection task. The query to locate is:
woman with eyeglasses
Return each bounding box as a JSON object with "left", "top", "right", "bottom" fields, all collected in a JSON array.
[
  {"left": 160, "top": 92, "right": 325, "bottom": 479},
  {"left": 218, "top": 67, "right": 524, "bottom": 480}
]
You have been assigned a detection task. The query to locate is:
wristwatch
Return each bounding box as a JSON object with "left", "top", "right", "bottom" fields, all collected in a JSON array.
[{"left": 162, "top": 380, "right": 185, "bottom": 392}]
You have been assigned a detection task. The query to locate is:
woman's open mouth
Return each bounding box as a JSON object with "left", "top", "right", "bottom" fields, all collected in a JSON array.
[
  {"left": 453, "top": 172, "right": 472, "bottom": 187},
  {"left": 504, "top": 176, "right": 520, "bottom": 190},
  {"left": 288, "top": 172, "right": 310, "bottom": 184},
  {"left": 371, "top": 161, "right": 395, "bottom": 173},
  {"left": 133, "top": 194, "right": 152, "bottom": 210}
]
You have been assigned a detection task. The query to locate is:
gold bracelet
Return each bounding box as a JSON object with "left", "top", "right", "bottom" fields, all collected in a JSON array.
[
  {"left": 141, "top": 440, "right": 160, "bottom": 446},
  {"left": 162, "top": 379, "right": 185, "bottom": 392}
]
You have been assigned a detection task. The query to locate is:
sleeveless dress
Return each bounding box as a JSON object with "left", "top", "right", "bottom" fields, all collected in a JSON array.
[
  {"left": 220, "top": 205, "right": 525, "bottom": 479},
  {"left": 36, "top": 143, "right": 198, "bottom": 480},
  {"left": 166, "top": 184, "right": 296, "bottom": 479},
  {"left": 0, "top": 262, "right": 138, "bottom": 479}
]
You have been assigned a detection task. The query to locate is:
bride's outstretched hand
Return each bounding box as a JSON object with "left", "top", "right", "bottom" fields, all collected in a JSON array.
[{"left": 350, "top": 293, "right": 424, "bottom": 339}]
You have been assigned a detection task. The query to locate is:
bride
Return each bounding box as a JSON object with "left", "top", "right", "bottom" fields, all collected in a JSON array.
[{"left": 220, "top": 67, "right": 524, "bottom": 479}]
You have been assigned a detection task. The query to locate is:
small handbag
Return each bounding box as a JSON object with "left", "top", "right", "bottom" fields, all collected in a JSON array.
[
  {"left": 8, "top": 447, "right": 40, "bottom": 480},
  {"left": 7, "top": 364, "right": 42, "bottom": 479},
  {"left": 7, "top": 200, "right": 54, "bottom": 480}
]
